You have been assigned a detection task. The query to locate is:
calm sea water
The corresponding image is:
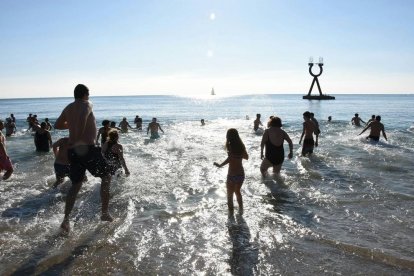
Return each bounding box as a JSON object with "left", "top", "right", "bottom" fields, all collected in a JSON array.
[{"left": 1, "top": 94, "right": 413, "bottom": 275}]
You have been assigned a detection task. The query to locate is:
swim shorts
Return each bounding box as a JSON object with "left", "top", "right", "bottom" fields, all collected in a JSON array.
[
  {"left": 302, "top": 138, "right": 314, "bottom": 155},
  {"left": 150, "top": 133, "right": 160, "bottom": 139},
  {"left": 0, "top": 155, "right": 13, "bottom": 171},
  {"left": 227, "top": 174, "right": 245, "bottom": 184},
  {"left": 54, "top": 162, "right": 70, "bottom": 177},
  {"left": 368, "top": 135, "right": 380, "bottom": 141},
  {"left": 68, "top": 145, "right": 110, "bottom": 183}
]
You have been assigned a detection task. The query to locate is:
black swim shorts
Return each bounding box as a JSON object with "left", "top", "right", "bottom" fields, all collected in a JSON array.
[{"left": 68, "top": 145, "right": 110, "bottom": 183}]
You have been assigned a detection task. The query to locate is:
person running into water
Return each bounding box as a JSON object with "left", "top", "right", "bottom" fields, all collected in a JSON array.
[
  {"left": 5, "top": 118, "right": 16, "bottom": 137},
  {"left": 214, "top": 128, "right": 249, "bottom": 213},
  {"left": 110, "top": 121, "right": 121, "bottom": 131},
  {"left": 147, "top": 118, "right": 164, "bottom": 139},
  {"left": 118, "top": 117, "right": 133, "bottom": 133},
  {"left": 299, "top": 111, "right": 319, "bottom": 156},
  {"left": 366, "top": 114, "right": 376, "bottom": 125},
  {"left": 351, "top": 113, "right": 365, "bottom": 126},
  {"left": 253, "top": 114, "right": 263, "bottom": 131},
  {"left": 260, "top": 117, "right": 293, "bottom": 176},
  {"left": 358, "top": 115, "right": 388, "bottom": 142},
  {"left": 102, "top": 130, "right": 130, "bottom": 176},
  {"left": 55, "top": 84, "right": 112, "bottom": 232},
  {"left": 0, "top": 120, "right": 14, "bottom": 180},
  {"left": 134, "top": 115, "right": 143, "bottom": 130},
  {"left": 310, "top": 112, "right": 321, "bottom": 135},
  {"left": 96, "top": 120, "right": 111, "bottom": 146},
  {"left": 34, "top": 122, "right": 52, "bottom": 152}
]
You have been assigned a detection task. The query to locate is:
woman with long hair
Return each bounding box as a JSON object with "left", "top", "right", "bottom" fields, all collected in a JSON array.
[
  {"left": 102, "top": 130, "right": 130, "bottom": 176},
  {"left": 214, "top": 128, "right": 249, "bottom": 213}
]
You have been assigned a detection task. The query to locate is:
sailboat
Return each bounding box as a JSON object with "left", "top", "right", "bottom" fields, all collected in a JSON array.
[{"left": 211, "top": 88, "right": 215, "bottom": 96}]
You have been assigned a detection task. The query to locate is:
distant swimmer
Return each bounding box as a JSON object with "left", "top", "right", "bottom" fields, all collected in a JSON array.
[
  {"left": 96, "top": 120, "right": 111, "bottom": 146},
  {"left": 366, "top": 114, "right": 375, "bottom": 125},
  {"left": 102, "top": 130, "right": 130, "bottom": 176},
  {"left": 245, "top": 115, "right": 249, "bottom": 120},
  {"left": 299, "top": 111, "right": 319, "bottom": 156},
  {"left": 253, "top": 114, "right": 263, "bottom": 132},
  {"left": 214, "top": 128, "right": 248, "bottom": 213},
  {"left": 52, "top": 137, "right": 87, "bottom": 188},
  {"left": 351, "top": 113, "right": 366, "bottom": 126},
  {"left": 310, "top": 112, "right": 321, "bottom": 135},
  {"left": 201, "top": 119, "right": 205, "bottom": 126},
  {"left": 358, "top": 115, "right": 388, "bottom": 142},
  {"left": 55, "top": 84, "right": 113, "bottom": 232},
  {"left": 5, "top": 118, "right": 16, "bottom": 137},
  {"left": 147, "top": 118, "right": 164, "bottom": 139},
  {"left": 45, "top": 118, "right": 53, "bottom": 131},
  {"left": 134, "top": 115, "right": 143, "bottom": 130},
  {"left": 118, "top": 117, "right": 133, "bottom": 133},
  {"left": 34, "top": 122, "right": 52, "bottom": 152},
  {"left": 10, "top": 114, "right": 16, "bottom": 123},
  {"left": 0, "top": 120, "right": 14, "bottom": 180},
  {"left": 328, "top": 116, "right": 332, "bottom": 122},
  {"left": 260, "top": 117, "right": 293, "bottom": 176},
  {"left": 110, "top": 121, "right": 121, "bottom": 131}
]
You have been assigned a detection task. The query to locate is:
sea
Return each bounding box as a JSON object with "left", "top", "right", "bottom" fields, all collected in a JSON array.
[{"left": 0, "top": 94, "right": 413, "bottom": 275}]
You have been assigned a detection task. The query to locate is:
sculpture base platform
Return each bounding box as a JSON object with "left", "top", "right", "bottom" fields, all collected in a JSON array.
[{"left": 303, "top": 95, "right": 335, "bottom": 100}]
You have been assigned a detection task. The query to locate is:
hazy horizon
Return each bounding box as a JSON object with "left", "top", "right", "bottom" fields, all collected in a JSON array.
[{"left": 1, "top": 1, "right": 413, "bottom": 98}]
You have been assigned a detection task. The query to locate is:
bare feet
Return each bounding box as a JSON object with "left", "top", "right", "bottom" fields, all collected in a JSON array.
[
  {"left": 60, "top": 218, "right": 70, "bottom": 232},
  {"left": 101, "top": 213, "right": 114, "bottom": 222}
]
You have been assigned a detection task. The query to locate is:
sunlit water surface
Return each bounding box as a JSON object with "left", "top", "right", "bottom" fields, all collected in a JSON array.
[{"left": 1, "top": 94, "right": 413, "bottom": 275}]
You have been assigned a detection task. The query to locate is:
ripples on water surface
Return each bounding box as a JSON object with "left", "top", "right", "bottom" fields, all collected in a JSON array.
[{"left": 1, "top": 94, "right": 413, "bottom": 275}]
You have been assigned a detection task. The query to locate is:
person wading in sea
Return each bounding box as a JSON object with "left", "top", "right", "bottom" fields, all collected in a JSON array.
[{"left": 55, "top": 84, "right": 113, "bottom": 232}]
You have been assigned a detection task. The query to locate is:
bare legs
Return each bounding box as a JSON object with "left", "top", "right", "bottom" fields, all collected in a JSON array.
[
  {"left": 60, "top": 174, "right": 112, "bottom": 232},
  {"left": 226, "top": 182, "right": 243, "bottom": 213},
  {"left": 100, "top": 175, "right": 113, "bottom": 221}
]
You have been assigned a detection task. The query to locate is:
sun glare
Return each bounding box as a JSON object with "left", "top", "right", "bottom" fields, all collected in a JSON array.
[{"left": 209, "top": 13, "right": 216, "bottom": 21}]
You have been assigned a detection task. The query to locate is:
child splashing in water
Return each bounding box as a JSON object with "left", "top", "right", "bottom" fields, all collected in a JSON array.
[{"left": 214, "top": 128, "right": 249, "bottom": 213}]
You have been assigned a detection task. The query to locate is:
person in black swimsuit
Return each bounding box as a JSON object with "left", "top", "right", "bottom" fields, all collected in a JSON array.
[
  {"left": 34, "top": 122, "right": 52, "bottom": 152},
  {"left": 260, "top": 117, "right": 293, "bottom": 176}
]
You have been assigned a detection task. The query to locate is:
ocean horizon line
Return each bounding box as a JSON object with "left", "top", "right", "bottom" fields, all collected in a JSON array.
[{"left": 1, "top": 92, "right": 413, "bottom": 101}]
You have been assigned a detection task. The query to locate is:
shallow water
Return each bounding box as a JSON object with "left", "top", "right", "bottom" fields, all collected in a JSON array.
[{"left": 1, "top": 94, "right": 414, "bottom": 275}]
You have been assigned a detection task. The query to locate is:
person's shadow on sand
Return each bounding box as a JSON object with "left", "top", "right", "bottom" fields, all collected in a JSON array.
[{"left": 227, "top": 213, "right": 259, "bottom": 275}]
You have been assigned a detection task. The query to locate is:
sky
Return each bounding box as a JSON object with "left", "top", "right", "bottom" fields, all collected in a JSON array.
[{"left": 1, "top": 0, "right": 413, "bottom": 98}]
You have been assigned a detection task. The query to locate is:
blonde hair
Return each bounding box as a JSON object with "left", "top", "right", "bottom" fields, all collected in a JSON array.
[{"left": 107, "top": 130, "right": 119, "bottom": 143}]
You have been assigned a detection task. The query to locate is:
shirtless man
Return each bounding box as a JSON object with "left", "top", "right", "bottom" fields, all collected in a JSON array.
[
  {"left": 366, "top": 115, "right": 375, "bottom": 125},
  {"left": 118, "top": 117, "right": 133, "bottom": 133},
  {"left": 147, "top": 117, "right": 164, "bottom": 139},
  {"left": 96, "top": 120, "right": 111, "bottom": 146},
  {"left": 358, "top": 115, "right": 388, "bottom": 142},
  {"left": 299, "top": 111, "right": 319, "bottom": 156},
  {"left": 253, "top": 114, "right": 263, "bottom": 132},
  {"left": 134, "top": 115, "right": 143, "bottom": 130},
  {"left": 55, "top": 84, "right": 112, "bottom": 232},
  {"left": 0, "top": 120, "right": 14, "bottom": 180},
  {"left": 5, "top": 118, "right": 16, "bottom": 137},
  {"left": 351, "top": 113, "right": 365, "bottom": 126},
  {"left": 260, "top": 117, "right": 293, "bottom": 176},
  {"left": 310, "top": 112, "right": 321, "bottom": 135}
]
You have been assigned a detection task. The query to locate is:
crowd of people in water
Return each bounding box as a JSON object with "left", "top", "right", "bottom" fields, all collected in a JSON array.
[{"left": 0, "top": 84, "right": 389, "bottom": 232}]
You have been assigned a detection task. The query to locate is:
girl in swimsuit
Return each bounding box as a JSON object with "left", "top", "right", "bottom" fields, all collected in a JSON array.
[{"left": 214, "top": 128, "right": 249, "bottom": 213}]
